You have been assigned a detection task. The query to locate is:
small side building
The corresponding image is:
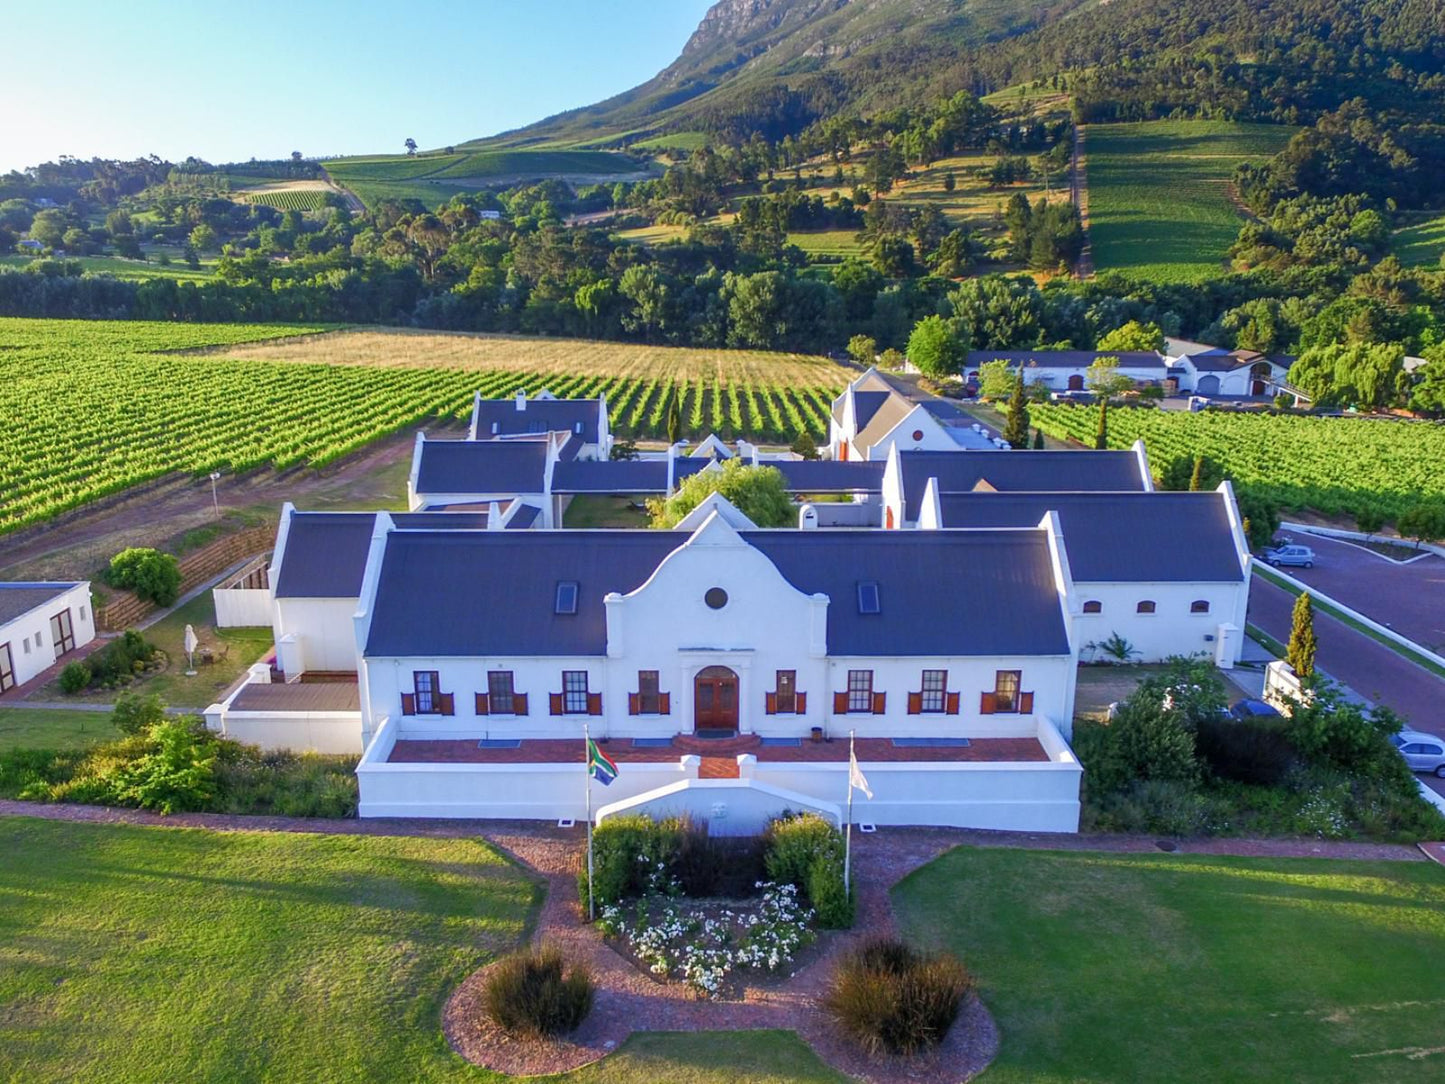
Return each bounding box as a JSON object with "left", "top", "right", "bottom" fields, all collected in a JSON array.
[{"left": 0, "top": 582, "right": 96, "bottom": 694}]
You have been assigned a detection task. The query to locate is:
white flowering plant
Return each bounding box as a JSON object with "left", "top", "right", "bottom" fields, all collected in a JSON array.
[{"left": 596, "top": 881, "right": 815, "bottom": 998}]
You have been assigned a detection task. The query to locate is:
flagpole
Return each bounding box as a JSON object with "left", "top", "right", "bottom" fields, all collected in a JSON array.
[
  {"left": 584, "top": 720, "right": 595, "bottom": 921},
  {"left": 844, "top": 729, "right": 854, "bottom": 901}
]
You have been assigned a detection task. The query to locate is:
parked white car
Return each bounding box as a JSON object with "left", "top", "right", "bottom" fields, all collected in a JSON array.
[
  {"left": 1392, "top": 729, "right": 1445, "bottom": 777},
  {"left": 1264, "top": 544, "right": 1316, "bottom": 568}
]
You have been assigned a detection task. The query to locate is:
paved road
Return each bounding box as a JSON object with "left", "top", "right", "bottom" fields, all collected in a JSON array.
[
  {"left": 1249, "top": 578, "right": 1445, "bottom": 798},
  {"left": 1273, "top": 533, "right": 1445, "bottom": 652}
]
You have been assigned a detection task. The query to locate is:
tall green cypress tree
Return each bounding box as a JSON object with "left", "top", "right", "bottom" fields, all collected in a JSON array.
[
  {"left": 1003, "top": 371, "right": 1030, "bottom": 449},
  {"left": 1032, "top": 427, "right": 1045, "bottom": 449},
  {"left": 665, "top": 393, "right": 682, "bottom": 445},
  {"left": 1286, "top": 592, "right": 1318, "bottom": 680},
  {"left": 1094, "top": 399, "right": 1109, "bottom": 450},
  {"left": 1188, "top": 454, "right": 1204, "bottom": 491}
]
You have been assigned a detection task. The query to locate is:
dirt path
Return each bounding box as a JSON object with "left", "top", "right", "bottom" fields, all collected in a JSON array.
[
  {"left": 1072, "top": 124, "right": 1094, "bottom": 279},
  {"left": 0, "top": 428, "right": 434, "bottom": 582}
]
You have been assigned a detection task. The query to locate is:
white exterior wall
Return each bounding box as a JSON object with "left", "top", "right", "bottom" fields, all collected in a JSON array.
[
  {"left": 214, "top": 587, "right": 272, "bottom": 628},
  {"left": 274, "top": 598, "right": 361, "bottom": 675},
  {"left": 0, "top": 584, "right": 96, "bottom": 687},
  {"left": 1072, "top": 581, "right": 1247, "bottom": 664},
  {"left": 1012, "top": 364, "right": 1163, "bottom": 390},
  {"left": 865, "top": 406, "right": 960, "bottom": 460}
]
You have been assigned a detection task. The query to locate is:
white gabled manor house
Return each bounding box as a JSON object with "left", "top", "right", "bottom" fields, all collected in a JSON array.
[{"left": 202, "top": 388, "right": 1255, "bottom": 836}]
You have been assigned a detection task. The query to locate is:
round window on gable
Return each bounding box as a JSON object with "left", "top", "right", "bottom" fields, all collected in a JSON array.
[
  {"left": 705, "top": 587, "right": 729, "bottom": 610},
  {"left": 912, "top": 429, "right": 924, "bottom": 441}
]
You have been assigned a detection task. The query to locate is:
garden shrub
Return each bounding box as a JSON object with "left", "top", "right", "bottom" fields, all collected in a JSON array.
[
  {"left": 1285, "top": 683, "right": 1401, "bottom": 777},
  {"left": 1080, "top": 698, "right": 1200, "bottom": 796},
  {"left": 107, "top": 718, "right": 218, "bottom": 814},
  {"left": 580, "top": 814, "right": 685, "bottom": 908},
  {"left": 823, "top": 938, "right": 972, "bottom": 1056},
  {"left": 86, "top": 630, "right": 159, "bottom": 688},
  {"left": 1196, "top": 715, "right": 1299, "bottom": 785},
  {"left": 106, "top": 547, "right": 182, "bottom": 606},
  {"left": 111, "top": 690, "right": 166, "bottom": 734},
  {"left": 483, "top": 945, "right": 593, "bottom": 1038},
  {"left": 763, "top": 813, "right": 853, "bottom": 928},
  {"left": 212, "top": 743, "right": 359, "bottom": 817},
  {"left": 57, "top": 661, "right": 91, "bottom": 694},
  {"left": 1087, "top": 779, "right": 1210, "bottom": 836}
]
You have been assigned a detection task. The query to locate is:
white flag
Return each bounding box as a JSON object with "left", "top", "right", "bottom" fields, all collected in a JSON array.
[{"left": 848, "top": 746, "right": 873, "bottom": 800}]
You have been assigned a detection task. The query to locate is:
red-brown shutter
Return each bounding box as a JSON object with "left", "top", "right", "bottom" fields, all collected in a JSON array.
[
  {"left": 400, "top": 692, "right": 416, "bottom": 716},
  {"left": 587, "top": 692, "right": 603, "bottom": 716},
  {"left": 549, "top": 692, "right": 564, "bottom": 716},
  {"left": 438, "top": 692, "right": 455, "bottom": 717},
  {"left": 945, "top": 692, "right": 960, "bottom": 715},
  {"left": 907, "top": 692, "right": 922, "bottom": 715},
  {"left": 658, "top": 692, "right": 670, "bottom": 715},
  {"left": 765, "top": 692, "right": 777, "bottom": 715},
  {"left": 628, "top": 692, "right": 640, "bottom": 716},
  {"left": 833, "top": 691, "right": 849, "bottom": 714},
  {"left": 474, "top": 692, "right": 490, "bottom": 716},
  {"left": 514, "top": 692, "right": 529, "bottom": 716},
  {"left": 1019, "top": 691, "right": 1035, "bottom": 714},
  {"left": 795, "top": 691, "right": 807, "bottom": 714},
  {"left": 980, "top": 692, "right": 997, "bottom": 715},
  {"left": 872, "top": 691, "right": 886, "bottom": 715}
]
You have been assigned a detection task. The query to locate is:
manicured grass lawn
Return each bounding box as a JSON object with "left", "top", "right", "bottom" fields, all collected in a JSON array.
[
  {"left": 1087, "top": 120, "right": 1294, "bottom": 283},
  {"left": 894, "top": 847, "right": 1445, "bottom": 1083},
  {"left": 0, "top": 708, "right": 109, "bottom": 751},
  {"left": 0, "top": 818, "right": 842, "bottom": 1082},
  {"left": 563, "top": 494, "right": 652, "bottom": 528}
]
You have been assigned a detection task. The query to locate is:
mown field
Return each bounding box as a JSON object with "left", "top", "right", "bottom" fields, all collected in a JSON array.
[
  {"left": 897, "top": 847, "right": 1445, "bottom": 1083},
  {"left": 1394, "top": 212, "right": 1445, "bottom": 268},
  {"left": 324, "top": 149, "right": 653, "bottom": 210},
  {"left": 0, "top": 320, "right": 846, "bottom": 534},
  {"left": 1029, "top": 402, "right": 1445, "bottom": 519},
  {"left": 1086, "top": 120, "right": 1295, "bottom": 282}
]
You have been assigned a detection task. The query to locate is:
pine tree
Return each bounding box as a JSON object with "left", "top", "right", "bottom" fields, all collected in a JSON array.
[
  {"left": 665, "top": 394, "right": 682, "bottom": 445},
  {"left": 1032, "top": 427, "right": 1045, "bottom": 449},
  {"left": 1188, "top": 454, "right": 1204, "bottom": 491},
  {"left": 791, "top": 430, "right": 819, "bottom": 460},
  {"left": 1003, "top": 371, "right": 1030, "bottom": 449},
  {"left": 1286, "top": 592, "right": 1317, "bottom": 680},
  {"left": 1094, "top": 399, "right": 1109, "bottom": 450}
]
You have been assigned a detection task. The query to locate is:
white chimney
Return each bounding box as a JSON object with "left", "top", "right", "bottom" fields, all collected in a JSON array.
[
  {"left": 515, "top": 390, "right": 527, "bottom": 411},
  {"left": 798, "top": 504, "right": 819, "bottom": 529}
]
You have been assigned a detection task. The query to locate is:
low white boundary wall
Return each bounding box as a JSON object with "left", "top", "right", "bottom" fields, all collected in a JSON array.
[
  {"left": 205, "top": 667, "right": 363, "bottom": 755},
  {"left": 357, "top": 716, "right": 1082, "bottom": 831},
  {"left": 1419, "top": 781, "right": 1445, "bottom": 818},
  {"left": 1281, "top": 521, "right": 1445, "bottom": 561},
  {"left": 213, "top": 588, "right": 272, "bottom": 628}
]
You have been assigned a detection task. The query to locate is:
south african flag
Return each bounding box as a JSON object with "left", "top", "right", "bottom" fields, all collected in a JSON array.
[{"left": 587, "top": 738, "right": 619, "bottom": 786}]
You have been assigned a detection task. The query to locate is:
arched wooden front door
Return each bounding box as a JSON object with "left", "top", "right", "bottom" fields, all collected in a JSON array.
[
  {"left": 1067, "top": 374, "right": 1085, "bottom": 391},
  {"left": 694, "top": 666, "right": 739, "bottom": 735}
]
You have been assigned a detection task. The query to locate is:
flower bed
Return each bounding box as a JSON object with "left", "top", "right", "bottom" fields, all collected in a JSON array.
[{"left": 597, "top": 882, "right": 815, "bottom": 998}]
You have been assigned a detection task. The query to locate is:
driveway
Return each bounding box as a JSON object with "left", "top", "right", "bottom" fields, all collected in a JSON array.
[
  {"left": 1269, "top": 533, "right": 1445, "bottom": 652},
  {"left": 1249, "top": 577, "right": 1445, "bottom": 799}
]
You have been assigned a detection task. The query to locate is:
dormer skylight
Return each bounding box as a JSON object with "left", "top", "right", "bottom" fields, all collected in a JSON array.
[
  {"left": 555, "top": 581, "right": 578, "bottom": 615},
  {"left": 857, "top": 581, "right": 881, "bottom": 614}
]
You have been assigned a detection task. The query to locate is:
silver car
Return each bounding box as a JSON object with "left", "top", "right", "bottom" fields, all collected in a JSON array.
[
  {"left": 1264, "top": 544, "right": 1316, "bottom": 568},
  {"left": 1393, "top": 729, "right": 1445, "bottom": 777}
]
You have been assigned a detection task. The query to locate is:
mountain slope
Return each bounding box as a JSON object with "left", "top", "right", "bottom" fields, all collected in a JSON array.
[{"left": 473, "top": 0, "right": 1095, "bottom": 146}]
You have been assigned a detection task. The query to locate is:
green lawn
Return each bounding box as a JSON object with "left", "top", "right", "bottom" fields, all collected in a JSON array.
[
  {"left": 0, "top": 817, "right": 843, "bottom": 1082},
  {"left": 1086, "top": 120, "right": 1295, "bottom": 282},
  {"left": 894, "top": 847, "right": 1445, "bottom": 1083},
  {"left": 1394, "top": 212, "right": 1445, "bottom": 268},
  {"left": 0, "top": 708, "right": 109, "bottom": 751}
]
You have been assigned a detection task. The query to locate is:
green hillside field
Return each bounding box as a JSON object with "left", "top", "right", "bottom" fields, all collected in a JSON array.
[
  {"left": 1086, "top": 120, "right": 1295, "bottom": 283},
  {"left": 323, "top": 149, "right": 654, "bottom": 209},
  {"left": 1394, "top": 212, "right": 1445, "bottom": 268}
]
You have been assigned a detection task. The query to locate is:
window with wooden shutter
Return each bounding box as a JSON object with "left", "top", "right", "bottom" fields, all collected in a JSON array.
[
  {"left": 993, "top": 670, "right": 1021, "bottom": 713},
  {"left": 766, "top": 692, "right": 778, "bottom": 715},
  {"left": 549, "top": 692, "right": 564, "bottom": 715},
  {"left": 979, "top": 691, "right": 997, "bottom": 714},
  {"left": 400, "top": 692, "right": 417, "bottom": 716},
  {"left": 920, "top": 669, "right": 946, "bottom": 713},
  {"left": 658, "top": 692, "right": 670, "bottom": 715},
  {"left": 413, "top": 670, "right": 440, "bottom": 714},
  {"left": 637, "top": 670, "right": 661, "bottom": 714},
  {"left": 1019, "top": 691, "right": 1035, "bottom": 713},
  {"left": 774, "top": 670, "right": 796, "bottom": 713},
  {"left": 847, "top": 670, "right": 873, "bottom": 713},
  {"left": 488, "top": 671, "right": 515, "bottom": 714},
  {"left": 945, "top": 691, "right": 960, "bottom": 715},
  {"left": 562, "top": 670, "right": 588, "bottom": 713},
  {"left": 513, "top": 692, "right": 529, "bottom": 716},
  {"left": 628, "top": 692, "right": 640, "bottom": 715},
  {"left": 437, "top": 692, "right": 455, "bottom": 716},
  {"left": 795, "top": 691, "right": 807, "bottom": 713},
  {"left": 871, "top": 691, "right": 886, "bottom": 714},
  {"left": 907, "top": 692, "right": 922, "bottom": 715},
  {"left": 587, "top": 692, "right": 603, "bottom": 716},
  {"left": 474, "top": 692, "right": 490, "bottom": 715}
]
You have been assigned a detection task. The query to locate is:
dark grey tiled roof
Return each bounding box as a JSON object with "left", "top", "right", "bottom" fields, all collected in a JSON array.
[
  {"left": 363, "top": 529, "right": 1069, "bottom": 658},
  {"left": 0, "top": 583, "right": 77, "bottom": 626},
  {"left": 473, "top": 398, "right": 599, "bottom": 442},
  {"left": 899, "top": 450, "right": 1147, "bottom": 514},
  {"left": 851, "top": 390, "right": 890, "bottom": 431},
  {"left": 967, "top": 350, "right": 1166, "bottom": 371},
  {"left": 773, "top": 460, "right": 886, "bottom": 492},
  {"left": 414, "top": 439, "right": 549, "bottom": 496},
  {"left": 552, "top": 460, "right": 668, "bottom": 493},
  {"left": 273, "top": 512, "right": 490, "bottom": 598},
  {"left": 934, "top": 492, "right": 1243, "bottom": 583},
  {"left": 507, "top": 505, "right": 541, "bottom": 529}
]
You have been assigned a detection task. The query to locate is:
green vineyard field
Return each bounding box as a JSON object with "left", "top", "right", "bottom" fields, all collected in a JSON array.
[
  {"left": 0, "top": 320, "right": 841, "bottom": 534},
  {"left": 243, "top": 189, "right": 330, "bottom": 211},
  {"left": 1029, "top": 402, "right": 1445, "bottom": 519}
]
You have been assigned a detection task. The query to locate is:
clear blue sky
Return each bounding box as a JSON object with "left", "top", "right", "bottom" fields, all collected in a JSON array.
[{"left": 3, "top": 0, "right": 714, "bottom": 173}]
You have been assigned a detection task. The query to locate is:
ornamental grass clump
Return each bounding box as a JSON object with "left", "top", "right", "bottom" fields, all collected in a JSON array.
[
  {"left": 483, "top": 945, "right": 594, "bottom": 1039},
  {"left": 823, "top": 938, "right": 972, "bottom": 1056}
]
